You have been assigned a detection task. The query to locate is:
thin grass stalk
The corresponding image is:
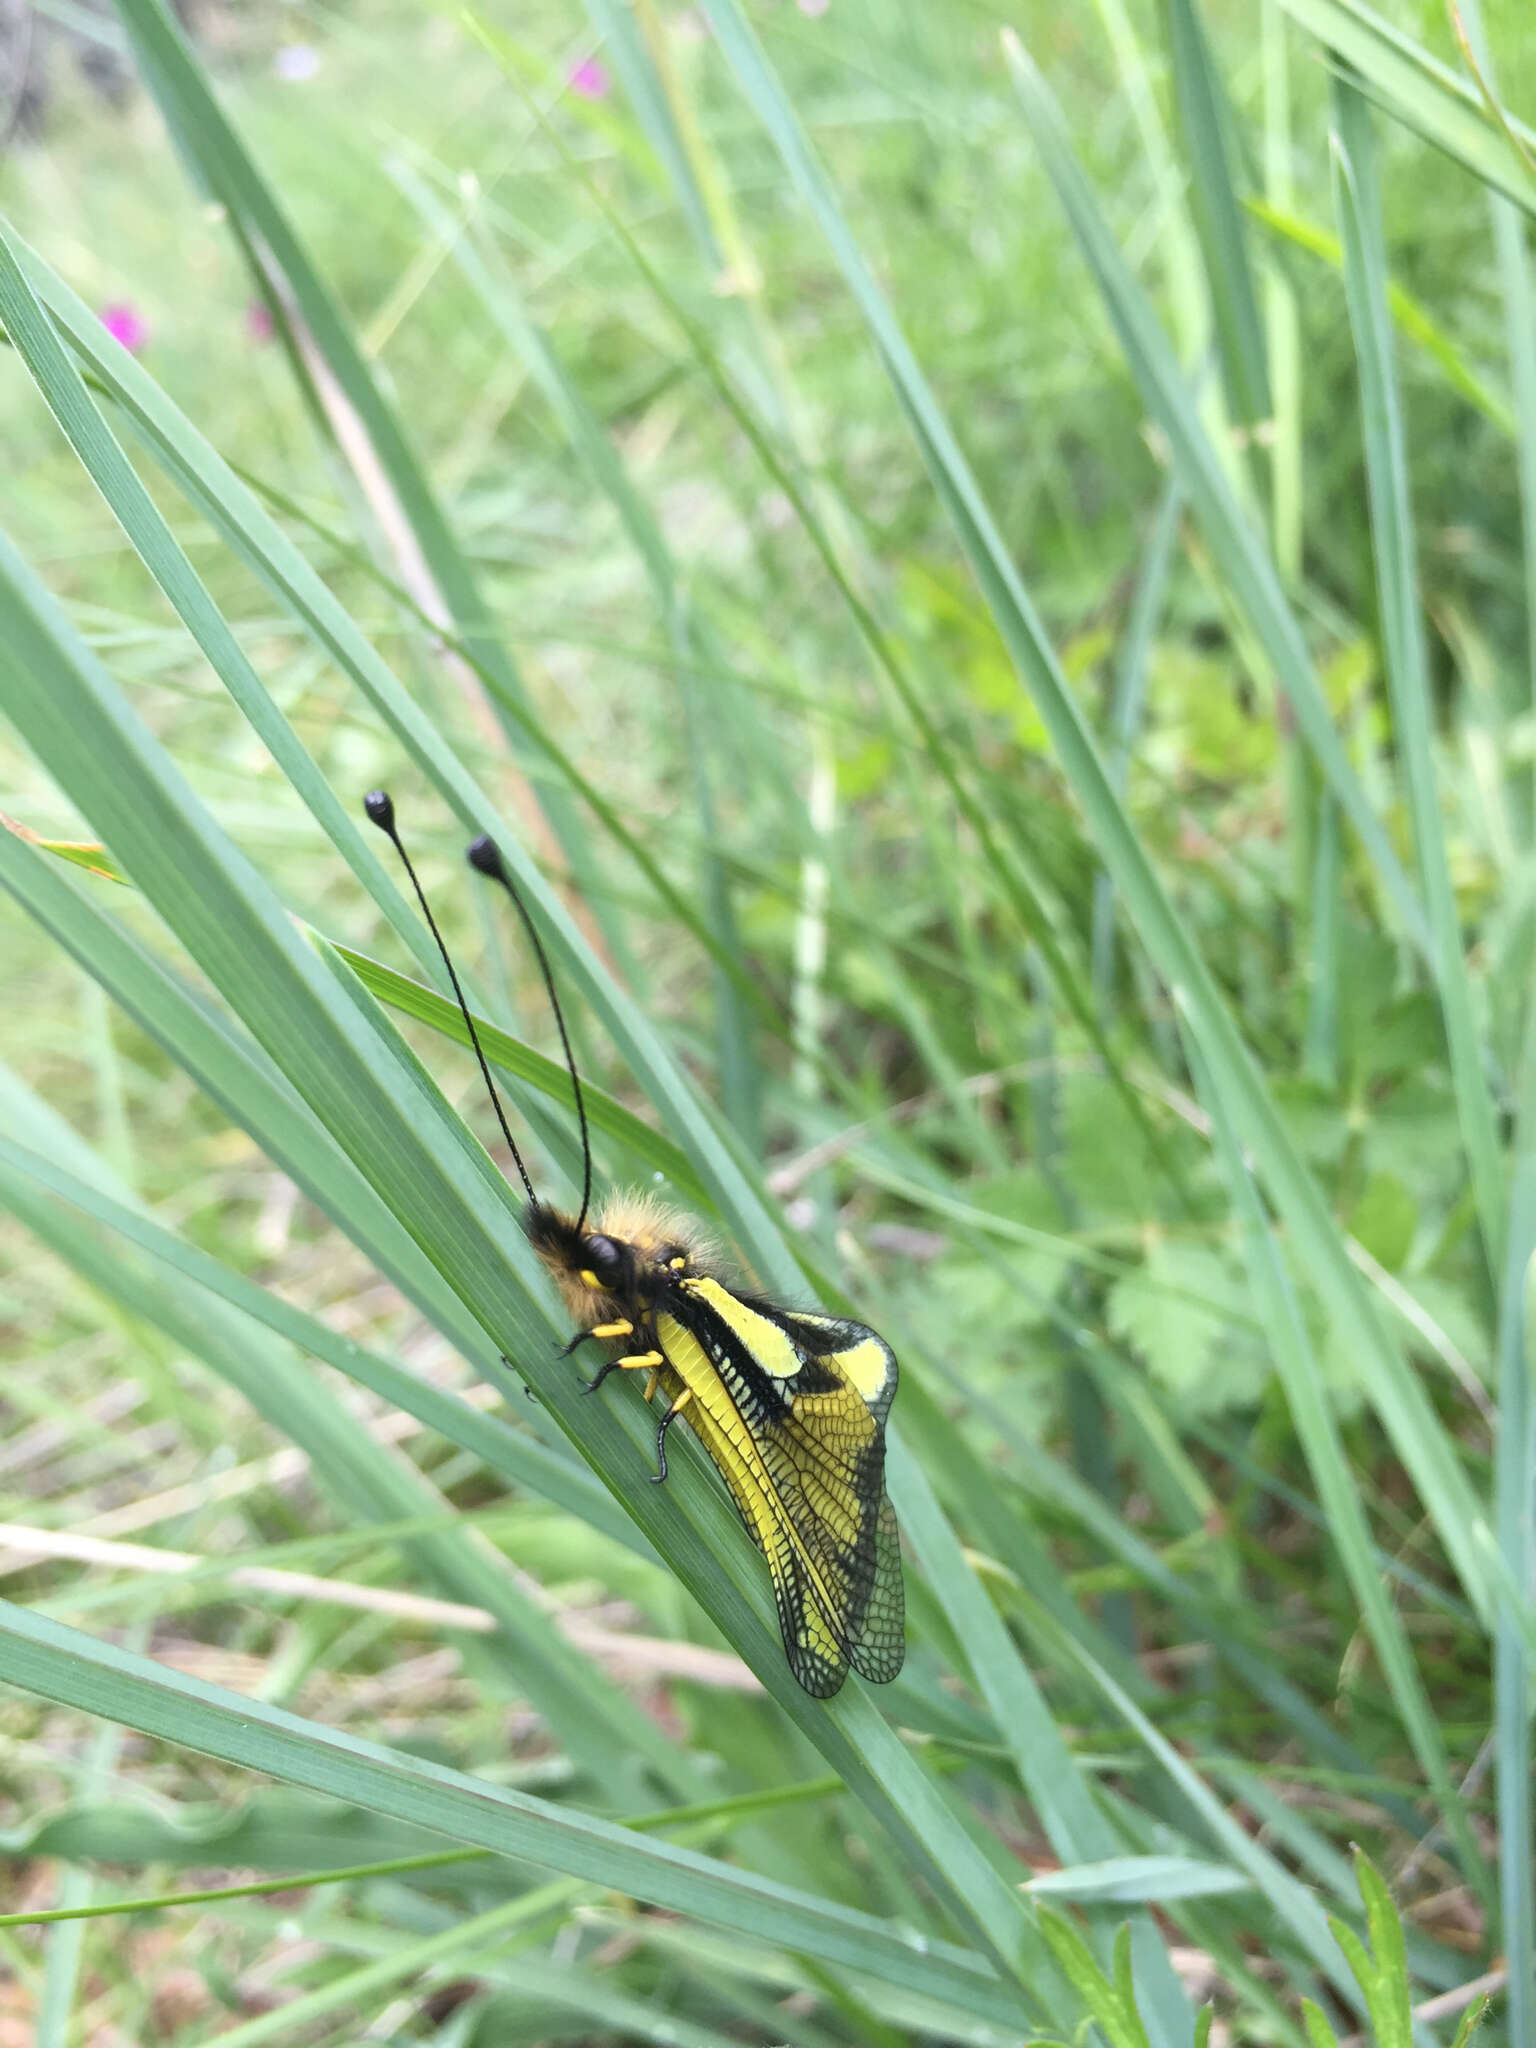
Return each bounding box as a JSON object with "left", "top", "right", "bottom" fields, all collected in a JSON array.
[{"left": 1329, "top": 78, "right": 1506, "bottom": 1280}]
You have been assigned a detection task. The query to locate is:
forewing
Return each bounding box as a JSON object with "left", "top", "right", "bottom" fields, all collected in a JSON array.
[
  {"left": 762, "top": 1304, "right": 905, "bottom": 1685},
  {"left": 657, "top": 1279, "right": 904, "bottom": 1694},
  {"left": 679, "top": 1392, "right": 852, "bottom": 1697}
]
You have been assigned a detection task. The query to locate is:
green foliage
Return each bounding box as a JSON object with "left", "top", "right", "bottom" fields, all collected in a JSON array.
[{"left": 0, "top": 0, "right": 1529, "bottom": 2042}]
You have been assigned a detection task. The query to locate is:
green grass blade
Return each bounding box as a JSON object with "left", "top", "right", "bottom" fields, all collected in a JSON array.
[
  {"left": 0, "top": 1599, "right": 1038, "bottom": 2034},
  {"left": 890, "top": 1441, "right": 1196, "bottom": 2045},
  {"left": 583, "top": 0, "right": 722, "bottom": 266},
  {"left": 1184, "top": 1029, "right": 1490, "bottom": 1912},
  {"left": 0, "top": 222, "right": 442, "bottom": 978},
  {"left": 389, "top": 156, "right": 763, "bottom": 1146},
  {"left": 0, "top": 1097, "right": 686, "bottom": 1804},
  {"left": 1245, "top": 198, "right": 1519, "bottom": 436},
  {"left": 1328, "top": 80, "right": 1506, "bottom": 1278},
  {"left": 1160, "top": 0, "right": 1270, "bottom": 425},
  {"left": 109, "top": 0, "right": 610, "bottom": 915},
  {"left": 0, "top": 828, "right": 498, "bottom": 1368},
  {"left": 1002, "top": 33, "right": 1428, "bottom": 957},
  {"left": 697, "top": 0, "right": 1495, "bottom": 1621},
  {"left": 1, "top": 230, "right": 791, "bottom": 1282},
  {"left": 1043, "top": 1618, "right": 1354, "bottom": 2004},
  {"left": 1278, "top": 0, "right": 1536, "bottom": 218},
  {"left": 334, "top": 943, "right": 708, "bottom": 1204},
  {"left": 0, "top": 1132, "right": 640, "bottom": 1559},
  {"left": 1091, "top": 478, "right": 1183, "bottom": 1009},
  {"left": 1261, "top": 0, "right": 1303, "bottom": 575},
  {"left": 0, "top": 497, "right": 1045, "bottom": 1982},
  {"left": 1455, "top": 0, "right": 1536, "bottom": 834},
  {"left": 1090, "top": 0, "right": 1207, "bottom": 364},
  {"left": 1492, "top": 1050, "right": 1536, "bottom": 2042}
]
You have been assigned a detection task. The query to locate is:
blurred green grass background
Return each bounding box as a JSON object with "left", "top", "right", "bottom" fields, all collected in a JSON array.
[{"left": 0, "top": 0, "right": 1533, "bottom": 2042}]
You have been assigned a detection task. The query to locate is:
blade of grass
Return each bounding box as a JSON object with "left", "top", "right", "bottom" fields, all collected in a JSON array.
[
  {"left": 1035, "top": 1609, "right": 1358, "bottom": 2008},
  {"left": 0, "top": 518, "right": 1047, "bottom": 1990},
  {"left": 1302, "top": 795, "right": 1341, "bottom": 1087},
  {"left": 890, "top": 1437, "right": 1197, "bottom": 2046},
  {"left": 1262, "top": 0, "right": 1304, "bottom": 576},
  {"left": 1454, "top": 0, "right": 1536, "bottom": 840},
  {"left": 0, "top": 1112, "right": 687, "bottom": 1805},
  {"left": 0, "top": 219, "right": 439, "bottom": 977},
  {"left": 0, "top": 1133, "right": 642, "bottom": 1561},
  {"left": 1090, "top": 476, "right": 1183, "bottom": 1013},
  {"left": 110, "top": 0, "right": 613, "bottom": 921},
  {"left": 1000, "top": 32, "right": 1429, "bottom": 959},
  {"left": 0, "top": 1599, "right": 1040, "bottom": 2035},
  {"left": 1160, "top": 0, "right": 1270, "bottom": 427},
  {"left": 1278, "top": 0, "right": 1536, "bottom": 219},
  {"left": 0, "top": 228, "right": 793, "bottom": 1289},
  {"left": 1182, "top": 1027, "right": 1490, "bottom": 1913},
  {"left": 1089, "top": 0, "right": 1208, "bottom": 366},
  {"left": 467, "top": 10, "right": 1201, "bottom": 1218},
  {"left": 1245, "top": 198, "right": 1519, "bottom": 437},
  {"left": 1329, "top": 78, "right": 1506, "bottom": 1281},
  {"left": 0, "top": 829, "right": 503, "bottom": 1375},
  {"left": 584, "top": 0, "right": 722, "bottom": 265},
  {"left": 389, "top": 153, "right": 763, "bottom": 1147},
  {"left": 333, "top": 944, "right": 708, "bottom": 1205},
  {"left": 1491, "top": 1012, "right": 1536, "bottom": 2041}
]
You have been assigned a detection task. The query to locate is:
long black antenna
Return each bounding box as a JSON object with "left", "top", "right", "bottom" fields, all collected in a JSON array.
[
  {"left": 363, "top": 791, "right": 541, "bottom": 1211},
  {"left": 467, "top": 831, "right": 595, "bottom": 1238}
]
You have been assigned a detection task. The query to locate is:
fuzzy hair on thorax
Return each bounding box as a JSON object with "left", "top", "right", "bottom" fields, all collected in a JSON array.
[{"left": 524, "top": 1189, "right": 729, "bottom": 1329}]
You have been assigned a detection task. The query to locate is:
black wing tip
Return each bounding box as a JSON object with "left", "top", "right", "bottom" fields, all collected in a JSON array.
[
  {"left": 791, "top": 1636, "right": 903, "bottom": 1696},
  {"left": 849, "top": 1642, "right": 906, "bottom": 1686},
  {"left": 792, "top": 1657, "right": 850, "bottom": 1701}
]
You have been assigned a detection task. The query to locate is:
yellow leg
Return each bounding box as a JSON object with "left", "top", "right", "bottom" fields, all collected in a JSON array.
[
  {"left": 590, "top": 1320, "right": 633, "bottom": 1339},
  {"left": 643, "top": 1368, "right": 660, "bottom": 1404}
]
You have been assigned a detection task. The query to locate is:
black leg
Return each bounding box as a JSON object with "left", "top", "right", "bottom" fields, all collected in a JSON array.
[
  {"left": 650, "top": 1395, "right": 690, "bottom": 1483},
  {"left": 583, "top": 1357, "right": 621, "bottom": 1396},
  {"left": 557, "top": 1329, "right": 592, "bottom": 1358}
]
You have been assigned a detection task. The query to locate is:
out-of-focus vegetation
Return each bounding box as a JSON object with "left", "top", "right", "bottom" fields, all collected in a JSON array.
[{"left": 0, "top": 0, "right": 1532, "bottom": 2042}]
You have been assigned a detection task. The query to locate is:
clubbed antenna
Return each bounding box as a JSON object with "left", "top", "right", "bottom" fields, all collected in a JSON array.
[
  {"left": 363, "top": 790, "right": 540, "bottom": 1210},
  {"left": 467, "top": 832, "right": 594, "bottom": 1237}
]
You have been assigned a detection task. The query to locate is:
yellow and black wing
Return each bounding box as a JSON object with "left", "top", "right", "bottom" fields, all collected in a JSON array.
[{"left": 653, "top": 1276, "right": 904, "bottom": 1698}]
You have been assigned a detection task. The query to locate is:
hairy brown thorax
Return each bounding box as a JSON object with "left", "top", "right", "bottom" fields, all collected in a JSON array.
[{"left": 525, "top": 1191, "right": 728, "bottom": 1327}]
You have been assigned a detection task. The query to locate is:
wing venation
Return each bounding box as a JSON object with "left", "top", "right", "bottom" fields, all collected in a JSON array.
[{"left": 654, "top": 1278, "right": 904, "bottom": 1696}]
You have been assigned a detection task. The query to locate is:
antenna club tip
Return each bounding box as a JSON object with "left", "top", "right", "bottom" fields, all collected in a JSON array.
[
  {"left": 467, "top": 834, "right": 507, "bottom": 881},
  {"left": 363, "top": 790, "right": 396, "bottom": 831}
]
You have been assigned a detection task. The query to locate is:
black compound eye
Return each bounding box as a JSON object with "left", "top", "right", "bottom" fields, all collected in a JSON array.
[{"left": 582, "top": 1234, "right": 623, "bottom": 1280}]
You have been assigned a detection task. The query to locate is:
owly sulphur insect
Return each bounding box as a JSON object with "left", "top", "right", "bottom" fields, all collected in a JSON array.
[{"left": 364, "top": 792, "right": 904, "bottom": 1700}]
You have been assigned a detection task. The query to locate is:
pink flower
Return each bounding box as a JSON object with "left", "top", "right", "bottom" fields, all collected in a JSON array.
[
  {"left": 568, "top": 56, "right": 610, "bottom": 100},
  {"left": 798, "top": 0, "right": 830, "bottom": 13},
  {"left": 246, "top": 301, "right": 275, "bottom": 343},
  {"left": 100, "top": 303, "right": 148, "bottom": 352}
]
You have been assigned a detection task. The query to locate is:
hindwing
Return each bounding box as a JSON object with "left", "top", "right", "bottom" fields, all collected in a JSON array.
[{"left": 653, "top": 1276, "right": 904, "bottom": 1697}]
